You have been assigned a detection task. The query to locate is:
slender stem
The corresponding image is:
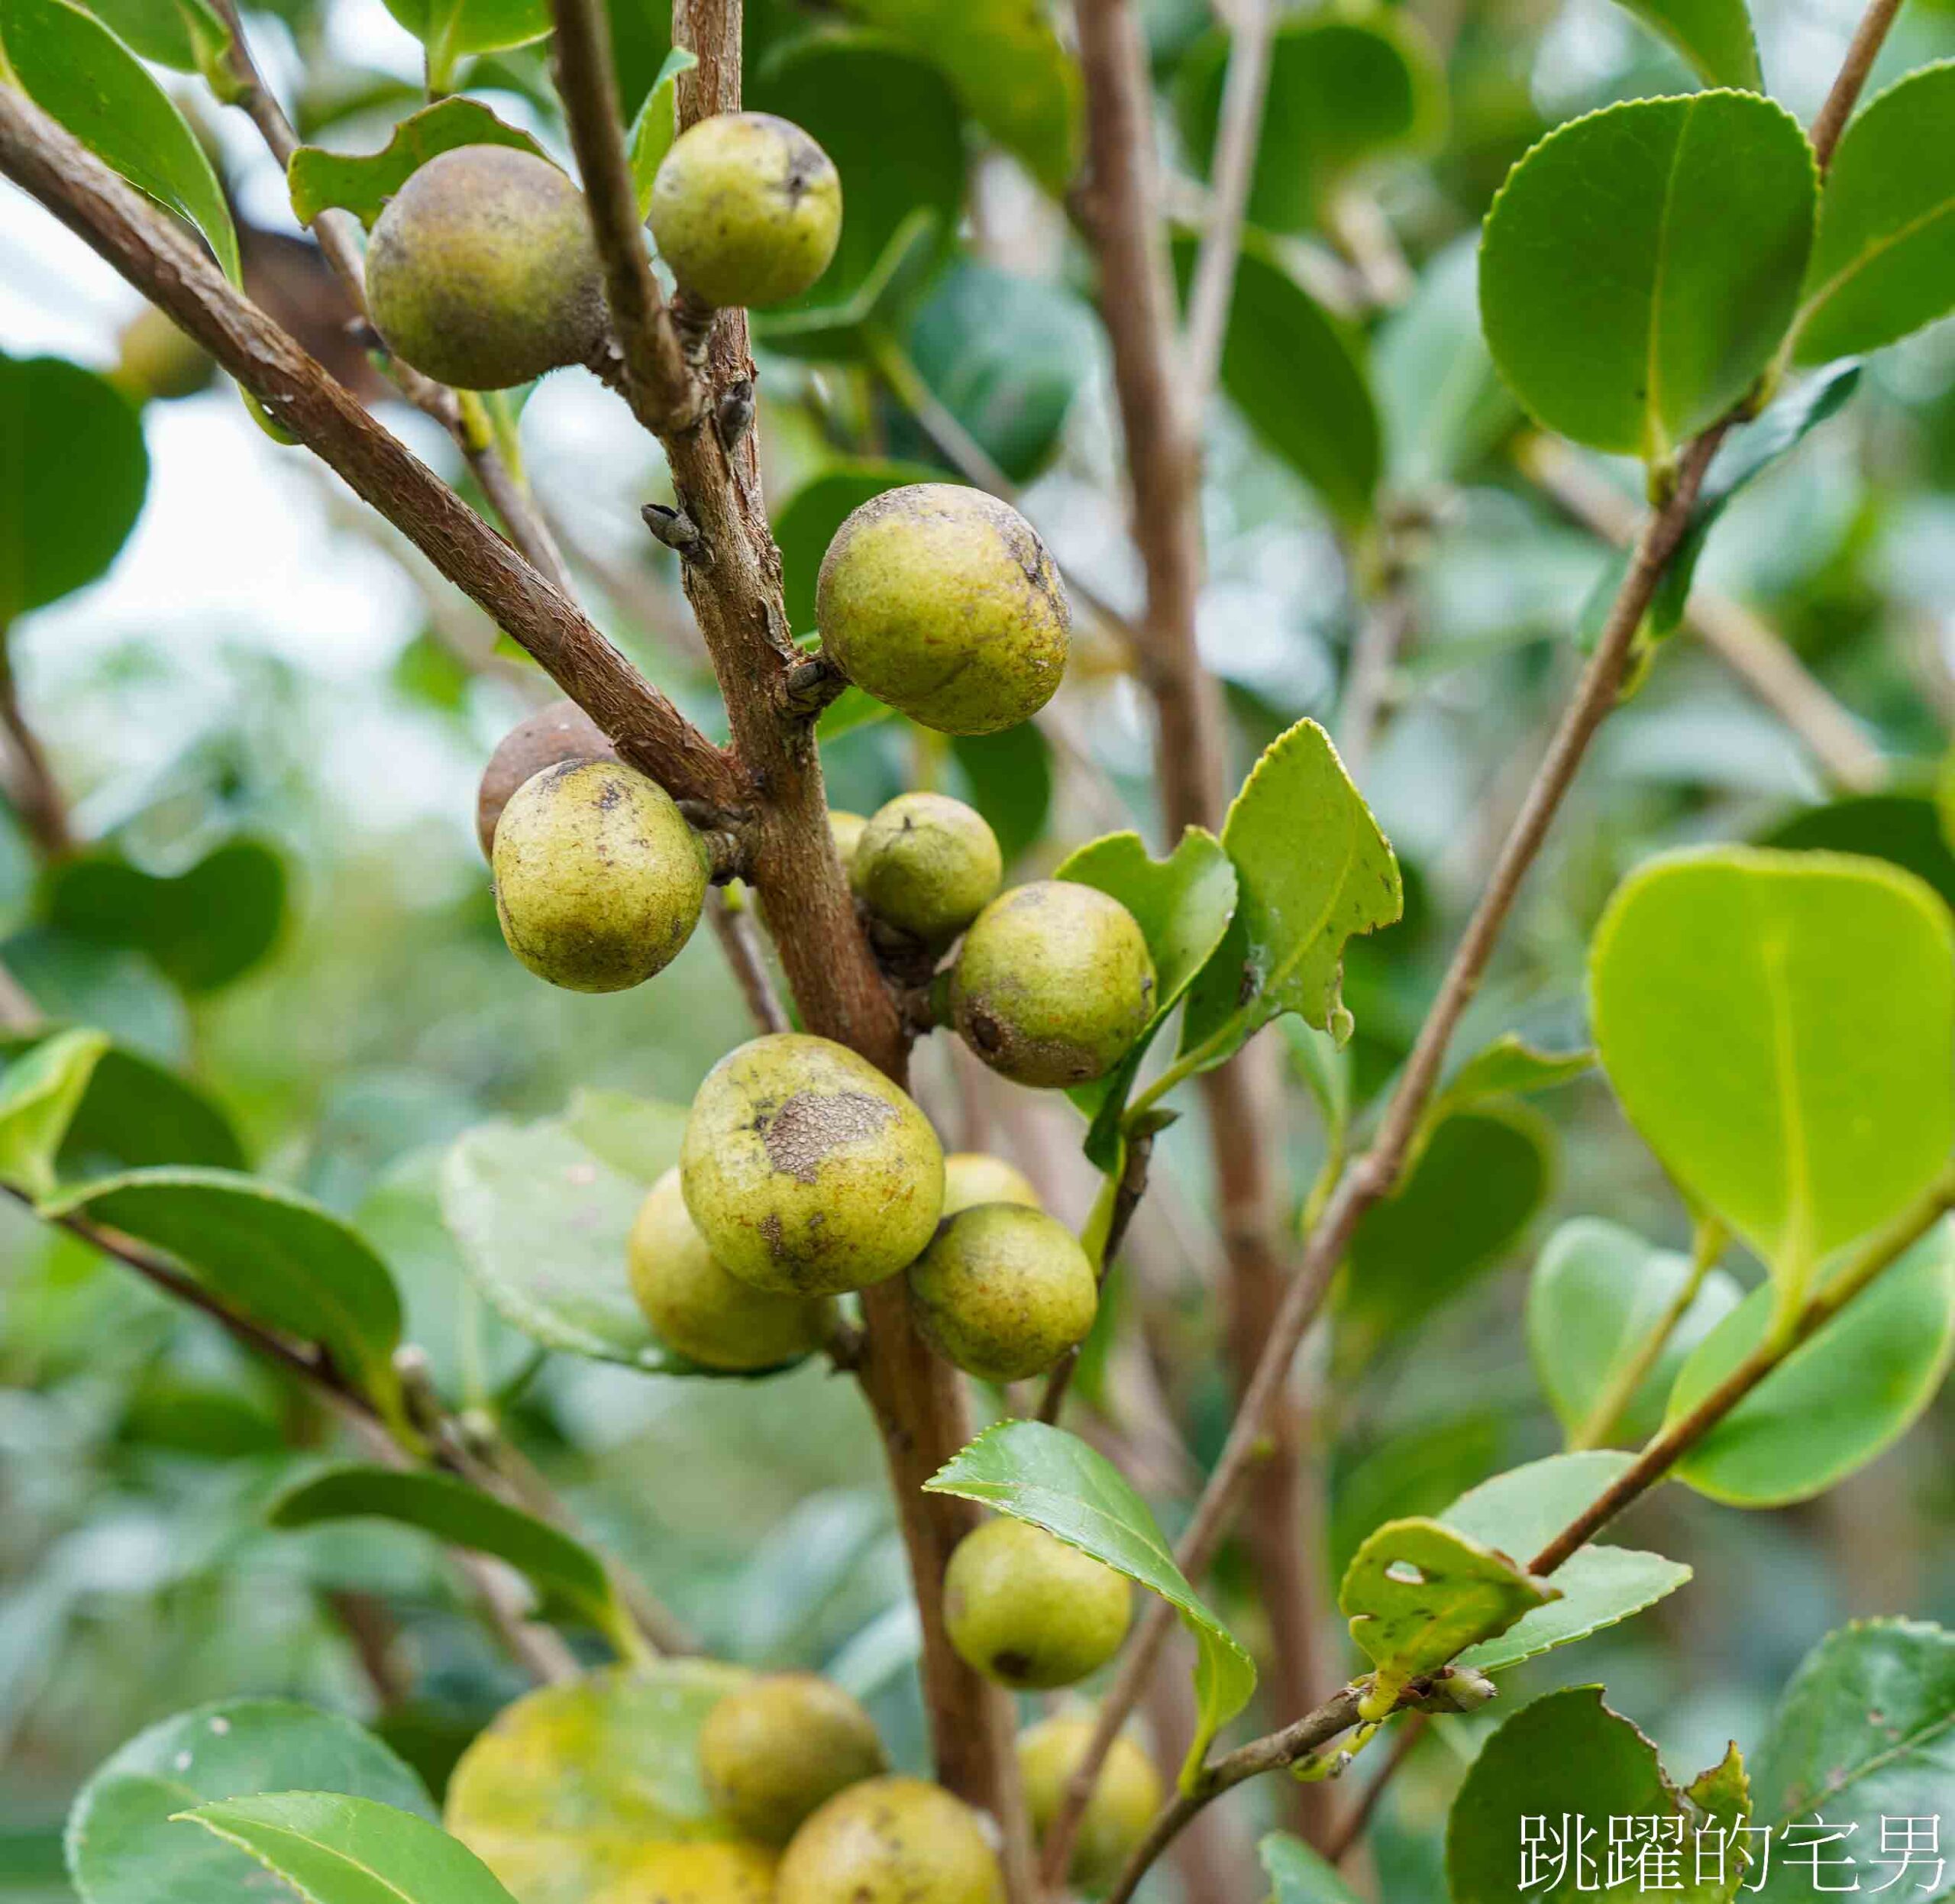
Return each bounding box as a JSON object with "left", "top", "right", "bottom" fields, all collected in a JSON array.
[
  {"left": 1325, "top": 1712, "right": 1427, "bottom": 1865},
  {"left": 1808, "top": 0, "right": 1905, "bottom": 170},
  {"left": 706, "top": 889, "right": 791, "bottom": 1034},
  {"left": 0, "top": 630, "right": 73, "bottom": 858}
]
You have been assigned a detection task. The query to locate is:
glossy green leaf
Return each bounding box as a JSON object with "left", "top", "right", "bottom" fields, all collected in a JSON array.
[
  {"left": 1591, "top": 848, "right": 1955, "bottom": 1300},
  {"left": 1666, "top": 1221, "right": 1955, "bottom": 1505},
  {"left": 774, "top": 460, "right": 942, "bottom": 635},
  {"left": 927, "top": 1420, "right": 1256, "bottom": 1784},
  {"left": 1424, "top": 1033, "right": 1591, "bottom": 1135},
  {"left": 951, "top": 723, "right": 1054, "bottom": 867},
  {"left": 380, "top": 0, "right": 550, "bottom": 89},
  {"left": 45, "top": 1167, "right": 406, "bottom": 1417},
  {"left": 42, "top": 837, "right": 288, "bottom": 994},
  {"left": 1340, "top": 1517, "right": 1552, "bottom": 1699},
  {"left": 55, "top": 1043, "right": 245, "bottom": 1173},
  {"left": 444, "top": 1663, "right": 755, "bottom": 1899},
  {"left": 1527, "top": 1217, "right": 1743, "bottom": 1445},
  {"left": 1058, "top": 827, "right": 1239, "bottom": 1168},
  {"left": 627, "top": 47, "right": 698, "bottom": 218},
  {"left": 1792, "top": 63, "right": 1955, "bottom": 366},
  {"left": 66, "top": 1699, "right": 432, "bottom": 1904},
  {"left": 1480, "top": 93, "right": 1816, "bottom": 460},
  {"left": 1175, "top": 237, "right": 1381, "bottom": 525},
  {"left": 1178, "top": 11, "right": 1445, "bottom": 233},
  {"left": 1761, "top": 792, "right": 1955, "bottom": 914},
  {"left": 1748, "top": 1618, "right": 1955, "bottom": 1902},
  {"left": 77, "top": 0, "right": 229, "bottom": 71},
  {"left": 837, "top": 0, "right": 1079, "bottom": 193},
  {"left": 0, "top": 0, "right": 240, "bottom": 283},
  {"left": 0, "top": 352, "right": 148, "bottom": 623},
  {"left": 0, "top": 1028, "right": 108, "bottom": 1201},
  {"left": 1261, "top": 1832, "right": 1365, "bottom": 1904},
  {"left": 1604, "top": 0, "right": 1759, "bottom": 89},
  {"left": 288, "top": 99, "right": 548, "bottom": 228},
  {"left": 178, "top": 1792, "right": 518, "bottom": 1904},
  {"left": 1449, "top": 1687, "right": 1746, "bottom": 1902},
  {"left": 1181, "top": 718, "right": 1401, "bottom": 1066},
  {"left": 270, "top": 1466, "right": 631, "bottom": 1646},
  {"left": 1442, "top": 1453, "right": 1694, "bottom": 1671}
]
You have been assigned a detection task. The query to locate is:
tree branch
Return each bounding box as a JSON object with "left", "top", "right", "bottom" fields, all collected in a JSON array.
[{"left": 0, "top": 632, "right": 73, "bottom": 859}]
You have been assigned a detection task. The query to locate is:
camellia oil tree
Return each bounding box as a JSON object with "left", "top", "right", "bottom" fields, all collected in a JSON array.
[{"left": 1, "top": 0, "right": 1953, "bottom": 1886}]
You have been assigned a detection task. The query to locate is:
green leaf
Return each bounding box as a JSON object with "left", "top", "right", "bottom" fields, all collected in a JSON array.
[
  {"left": 0, "top": 351, "right": 148, "bottom": 623},
  {"left": 1603, "top": 0, "right": 1760, "bottom": 89},
  {"left": 1339, "top": 1517, "right": 1553, "bottom": 1702},
  {"left": 1761, "top": 792, "right": 1955, "bottom": 915},
  {"left": 1441, "top": 1453, "right": 1694, "bottom": 1671},
  {"left": 835, "top": 0, "right": 1080, "bottom": 194},
  {"left": 774, "top": 460, "right": 943, "bottom": 635},
  {"left": 41, "top": 837, "right": 288, "bottom": 994},
  {"left": 45, "top": 1166, "right": 406, "bottom": 1417},
  {"left": 951, "top": 724, "right": 1054, "bottom": 867},
  {"left": 1591, "top": 847, "right": 1955, "bottom": 1301},
  {"left": 1448, "top": 1687, "right": 1746, "bottom": 1903},
  {"left": 1792, "top": 62, "right": 1955, "bottom": 366},
  {"left": 177, "top": 1793, "right": 518, "bottom": 1904},
  {"left": 627, "top": 47, "right": 697, "bottom": 218},
  {"left": 57, "top": 1042, "right": 244, "bottom": 1173},
  {"left": 1177, "top": 10, "right": 1445, "bottom": 234},
  {"left": 1748, "top": 1618, "right": 1955, "bottom": 1902},
  {"left": 1173, "top": 236, "right": 1381, "bottom": 525},
  {"left": 270, "top": 1466, "right": 631, "bottom": 1646},
  {"left": 1424, "top": 1033, "right": 1592, "bottom": 1133},
  {"left": 1666, "top": 1220, "right": 1955, "bottom": 1505},
  {"left": 1057, "top": 828, "right": 1238, "bottom": 1168},
  {"left": 1261, "top": 1833, "right": 1365, "bottom": 1904},
  {"left": 0, "top": 0, "right": 240, "bottom": 283},
  {"left": 926, "top": 1420, "right": 1256, "bottom": 1784},
  {"left": 380, "top": 0, "right": 550, "bottom": 89},
  {"left": 561, "top": 1086, "right": 690, "bottom": 1185},
  {"left": 76, "top": 0, "right": 230, "bottom": 71},
  {"left": 66, "top": 1699, "right": 432, "bottom": 1904},
  {"left": 289, "top": 99, "right": 548, "bottom": 229},
  {"left": 444, "top": 1663, "right": 755, "bottom": 1899},
  {"left": 1180, "top": 718, "right": 1401, "bottom": 1065},
  {"left": 1479, "top": 92, "right": 1816, "bottom": 461},
  {"left": 0, "top": 1028, "right": 108, "bottom": 1201},
  {"left": 1527, "top": 1217, "right": 1743, "bottom": 1445}
]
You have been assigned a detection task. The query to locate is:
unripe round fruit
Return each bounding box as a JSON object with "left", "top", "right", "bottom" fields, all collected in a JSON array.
[
  {"left": 680, "top": 1033, "right": 944, "bottom": 1295},
  {"left": 907, "top": 1205, "right": 1096, "bottom": 1382},
  {"left": 1018, "top": 1717, "right": 1162, "bottom": 1893},
  {"left": 942, "top": 1152, "right": 1042, "bottom": 1217},
  {"left": 112, "top": 304, "right": 214, "bottom": 402},
  {"left": 699, "top": 1673, "right": 887, "bottom": 1844},
  {"left": 816, "top": 485, "right": 1069, "bottom": 736},
  {"left": 367, "top": 146, "right": 606, "bottom": 390},
  {"left": 650, "top": 113, "right": 842, "bottom": 309},
  {"left": 628, "top": 1170, "right": 834, "bottom": 1371},
  {"left": 492, "top": 759, "right": 708, "bottom": 991},
  {"left": 851, "top": 794, "right": 1002, "bottom": 945},
  {"left": 777, "top": 1776, "right": 1003, "bottom": 1904},
  {"left": 588, "top": 1841, "right": 777, "bottom": 1904},
  {"left": 951, "top": 883, "right": 1155, "bottom": 1088},
  {"left": 829, "top": 810, "right": 869, "bottom": 867},
  {"left": 476, "top": 698, "right": 618, "bottom": 859},
  {"left": 943, "top": 1519, "right": 1131, "bottom": 1690}
]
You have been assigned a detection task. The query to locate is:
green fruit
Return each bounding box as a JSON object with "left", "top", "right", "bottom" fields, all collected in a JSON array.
[
  {"left": 942, "top": 1152, "right": 1042, "bottom": 1217},
  {"left": 700, "top": 1673, "right": 888, "bottom": 1844},
  {"left": 816, "top": 485, "right": 1069, "bottom": 736},
  {"left": 112, "top": 303, "right": 214, "bottom": 402},
  {"left": 477, "top": 698, "right": 618, "bottom": 859},
  {"left": 367, "top": 145, "right": 606, "bottom": 390},
  {"left": 951, "top": 883, "right": 1155, "bottom": 1087},
  {"left": 1018, "top": 1716, "right": 1162, "bottom": 1893},
  {"left": 777, "top": 1777, "right": 1003, "bottom": 1904},
  {"left": 587, "top": 1841, "right": 778, "bottom": 1903},
  {"left": 492, "top": 759, "right": 708, "bottom": 992},
  {"left": 907, "top": 1205, "right": 1097, "bottom": 1382},
  {"left": 829, "top": 810, "right": 869, "bottom": 867},
  {"left": 851, "top": 794, "right": 1002, "bottom": 946},
  {"left": 680, "top": 1033, "right": 944, "bottom": 1295},
  {"left": 628, "top": 1170, "right": 834, "bottom": 1371},
  {"left": 943, "top": 1519, "right": 1131, "bottom": 1690},
  {"left": 650, "top": 112, "right": 842, "bottom": 309}
]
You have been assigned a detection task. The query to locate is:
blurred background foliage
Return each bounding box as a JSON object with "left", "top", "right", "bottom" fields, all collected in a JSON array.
[{"left": 1, "top": 0, "right": 1953, "bottom": 1886}]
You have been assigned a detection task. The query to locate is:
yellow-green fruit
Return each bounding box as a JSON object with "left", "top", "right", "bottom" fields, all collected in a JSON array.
[
  {"left": 112, "top": 304, "right": 214, "bottom": 402},
  {"left": 476, "top": 697, "right": 618, "bottom": 860},
  {"left": 587, "top": 1841, "right": 778, "bottom": 1904},
  {"left": 908, "top": 1205, "right": 1096, "bottom": 1382},
  {"left": 680, "top": 1033, "right": 944, "bottom": 1295},
  {"left": 941, "top": 1152, "right": 1041, "bottom": 1217},
  {"left": 367, "top": 145, "right": 606, "bottom": 390},
  {"left": 951, "top": 883, "right": 1155, "bottom": 1088},
  {"left": 1018, "top": 1717, "right": 1162, "bottom": 1893},
  {"left": 851, "top": 794, "right": 1002, "bottom": 945},
  {"left": 943, "top": 1519, "right": 1131, "bottom": 1690},
  {"left": 700, "top": 1673, "right": 888, "bottom": 1844},
  {"left": 492, "top": 759, "right": 708, "bottom": 992},
  {"left": 829, "top": 810, "right": 868, "bottom": 867},
  {"left": 628, "top": 1170, "right": 834, "bottom": 1371},
  {"left": 777, "top": 1777, "right": 1003, "bottom": 1904},
  {"left": 650, "top": 112, "right": 841, "bottom": 309},
  {"left": 816, "top": 485, "right": 1069, "bottom": 736}
]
